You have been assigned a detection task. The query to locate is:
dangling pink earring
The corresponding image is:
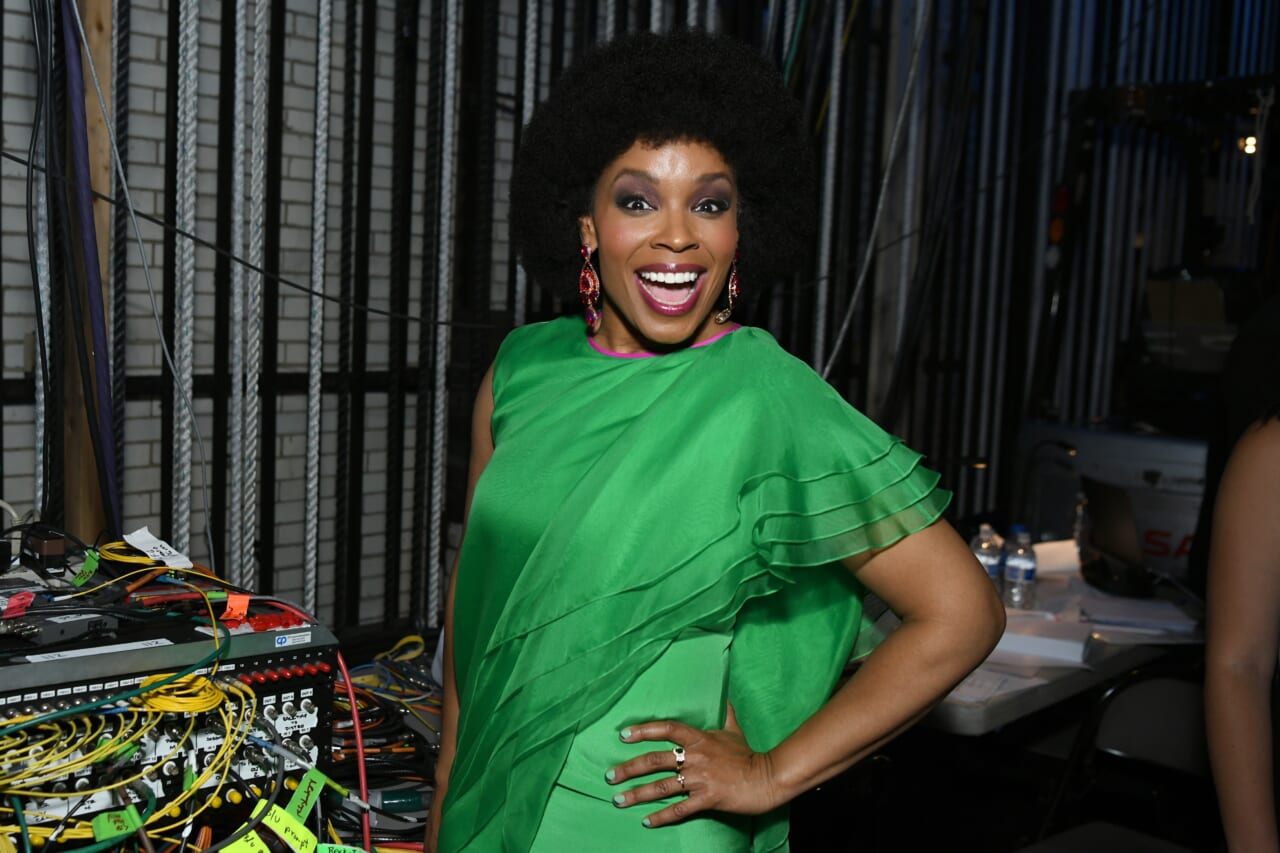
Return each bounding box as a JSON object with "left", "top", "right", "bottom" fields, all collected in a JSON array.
[
  {"left": 715, "top": 252, "right": 741, "bottom": 325},
  {"left": 579, "top": 244, "right": 601, "bottom": 332}
]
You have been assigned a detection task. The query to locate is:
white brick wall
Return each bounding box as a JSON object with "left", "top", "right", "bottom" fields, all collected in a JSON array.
[{"left": 0, "top": 0, "right": 518, "bottom": 627}]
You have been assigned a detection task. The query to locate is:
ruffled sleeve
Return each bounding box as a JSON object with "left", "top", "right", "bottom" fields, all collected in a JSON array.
[{"left": 715, "top": 334, "right": 949, "bottom": 851}]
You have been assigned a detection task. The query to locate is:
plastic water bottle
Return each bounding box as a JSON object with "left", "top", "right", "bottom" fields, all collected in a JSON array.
[
  {"left": 1003, "top": 525, "right": 1037, "bottom": 610},
  {"left": 969, "top": 523, "right": 1004, "bottom": 594}
]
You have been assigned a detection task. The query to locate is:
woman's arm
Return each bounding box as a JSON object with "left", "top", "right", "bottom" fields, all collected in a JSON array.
[
  {"left": 1205, "top": 418, "right": 1280, "bottom": 853},
  {"left": 609, "top": 518, "right": 1005, "bottom": 823},
  {"left": 424, "top": 366, "right": 495, "bottom": 852},
  {"left": 765, "top": 519, "right": 1006, "bottom": 795}
]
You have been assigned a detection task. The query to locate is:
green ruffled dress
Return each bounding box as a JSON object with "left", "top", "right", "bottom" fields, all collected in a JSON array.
[{"left": 438, "top": 317, "right": 950, "bottom": 852}]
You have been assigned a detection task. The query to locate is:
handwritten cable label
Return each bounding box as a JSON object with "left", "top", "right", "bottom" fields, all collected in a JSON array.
[
  {"left": 250, "top": 801, "right": 317, "bottom": 853},
  {"left": 91, "top": 805, "right": 142, "bottom": 842},
  {"left": 285, "top": 767, "right": 328, "bottom": 821},
  {"left": 123, "top": 526, "right": 193, "bottom": 569}
]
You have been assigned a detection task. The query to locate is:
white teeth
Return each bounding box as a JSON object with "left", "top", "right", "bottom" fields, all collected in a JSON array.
[{"left": 637, "top": 270, "right": 699, "bottom": 285}]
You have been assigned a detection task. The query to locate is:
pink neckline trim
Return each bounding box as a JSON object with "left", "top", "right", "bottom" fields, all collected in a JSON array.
[{"left": 587, "top": 325, "right": 741, "bottom": 359}]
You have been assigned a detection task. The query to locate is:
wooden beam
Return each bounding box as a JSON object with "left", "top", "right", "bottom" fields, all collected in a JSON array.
[
  {"left": 82, "top": 0, "right": 114, "bottom": 288},
  {"left": 64, "top": 0, "right": 114, "bottom": 543}
]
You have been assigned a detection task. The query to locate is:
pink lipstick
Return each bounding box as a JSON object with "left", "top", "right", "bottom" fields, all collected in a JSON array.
[{"left": 634, "top": 264, "right": 705, "bottom": 316}]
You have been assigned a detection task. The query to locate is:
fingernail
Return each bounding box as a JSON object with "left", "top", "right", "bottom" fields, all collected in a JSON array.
[
  {"left": 613, "top": 794, "right": 626, "bottom": 807},
  {"left": 642, "top": 818, "right": 652, "bottom": 828},
  {"left": 619, "top": 728, "right": 632, "bottom": 740},
  {"left": 605, "top": 769, "right": 617, "bottom": 783}
]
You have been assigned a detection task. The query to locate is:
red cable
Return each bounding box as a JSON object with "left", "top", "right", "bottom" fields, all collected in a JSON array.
[
  {"left": 337, "top": 650, "right": 373, "bottom": 852},
  {"left": 250, "top": 599, "right": 373, "bottom": 851}
]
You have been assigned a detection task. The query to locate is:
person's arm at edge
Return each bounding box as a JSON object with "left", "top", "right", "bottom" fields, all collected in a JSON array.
[
  {"left": 1205, "top": 418, "right": 1280, "bottom": 853},
  {"left": 424, "top": 365, "right": 495, "bottom": 852}
]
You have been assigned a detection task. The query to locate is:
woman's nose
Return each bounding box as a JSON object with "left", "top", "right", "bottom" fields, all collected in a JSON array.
[{"left": 652, "top": 212, "right": 698, "bottom": 252}]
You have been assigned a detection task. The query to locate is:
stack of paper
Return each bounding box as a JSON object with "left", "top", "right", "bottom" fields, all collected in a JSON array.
[
  {"left": 949, "top": 667, "right": 1048, "bottom": 704},
  {"left": 1079, "top": 595, "right": 1198, "bottom": 633},
  {"left": 988, "top": 619, "right": 1096, "bottom": 667}
]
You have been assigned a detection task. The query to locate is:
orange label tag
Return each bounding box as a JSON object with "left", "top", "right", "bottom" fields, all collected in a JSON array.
[{"left": 222, "top": 593, "right": 251, "bottom": 622}]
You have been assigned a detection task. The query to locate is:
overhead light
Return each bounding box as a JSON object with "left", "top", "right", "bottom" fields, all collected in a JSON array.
[{"left": 1238, "top": 135, "right": 1258, "bottom": 155}]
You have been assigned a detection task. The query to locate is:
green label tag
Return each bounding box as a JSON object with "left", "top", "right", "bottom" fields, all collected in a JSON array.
[
  {"left": 73, "top": 550, "right": 100, "bottom": 587},
  {"left": 285, "top": 767, "right": 328, "bottom": 822},
  {"left": 250, "top": 801, "right": 317, "bottom": 853},
  {"left": 91, "top": 804, "right": 142, "bottom": 841},
  {"left": 223, "top": 829, "right": 272, "bottom": 853},
  {"left": 317, "top": 846, "right": 367, "bottom": 853}
]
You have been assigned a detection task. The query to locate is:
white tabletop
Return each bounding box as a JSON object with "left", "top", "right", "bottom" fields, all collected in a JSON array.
[
  {"left": 928, "top": 642, "right": 1168, "bottom": 736},
  {"left": 925, "top": 552, "right": 1202, "bottom": 737}
]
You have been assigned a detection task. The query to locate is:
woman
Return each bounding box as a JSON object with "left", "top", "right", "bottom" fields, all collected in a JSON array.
[
  {"left": 426, "top": 30, "right": 1004, "bottom": 852},
  {"left": 1204, "top": 294, "right": 1280, "bottom": 852}
]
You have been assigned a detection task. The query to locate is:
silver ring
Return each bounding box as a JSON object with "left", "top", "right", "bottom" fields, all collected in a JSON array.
[
  {"left": 677, "top": 773, "right": 687, "bottom": 791},
  {"left": 673, "top": 746, "right": 686, "bottom": 768}
]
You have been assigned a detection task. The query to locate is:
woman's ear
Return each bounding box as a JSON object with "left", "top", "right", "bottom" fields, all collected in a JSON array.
[{"left": 578, "top": 215, "right": 596, "bottom": 250}]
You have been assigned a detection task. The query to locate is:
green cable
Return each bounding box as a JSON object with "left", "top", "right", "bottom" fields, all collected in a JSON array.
[
  {"left": 10, "top": 795, "right": 33, "bottom": 853},
  {"left": 783, "top": 0, "right": 811, "bottom": 84}
]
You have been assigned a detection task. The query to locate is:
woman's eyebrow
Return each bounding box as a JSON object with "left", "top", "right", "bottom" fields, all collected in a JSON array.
[
  {"left": 696, "top": 172, "right": 734, "bottom": 185},
  {"left": 610, "top": 168, "right": 657, "bottom": 185}
]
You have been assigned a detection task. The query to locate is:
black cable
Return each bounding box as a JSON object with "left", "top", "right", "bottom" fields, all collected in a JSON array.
[
  {"left": 44, "top": 791, "right": 94, "bottom": 845},
  {"left": 42, "top": 758, "right": 128, "bottom": 843},
  {"left": 4, "top": 515, "right": 94, "bottom": 551},
  {"left": 200, "top": 754, "right": 287, "bottom": 853},
  {"left": 208, "top": 0, "right": 240, "bottom": 576},
  {"left": 337, "top": 0, "right": 381, "bottom": 629},
  {"left": 332, "top": 0, "right": 358, "bottom": 637},
  {"left": 877, "top": 3, "right": 992, "bottom": 429},
  {"left": 156, "top": 0, "right": 180, "bottom": 549},
  {"left": 37, "top": 0, "right": 65, "bottom": 527},
  {"left": 2, "top": 603, "right": 163, "bottom": 620},
  {"left": 382, "top": 0, "right": 419, "bottom": 625},
  {"left": 49, "top": 106, "right": 121, "bottom": 539},
  {"left": 409, "top": 0, "right": 449, "bottom": 633},
  {"left": 174, "top": 792, "right": 196, "bottom": 853},
  {"left": 798, "top": 0, "right": 836, "bottom": 135},
  {"left": 331, "top": 755, "right": 429, "bottom": 775},
  {"left": 249, "top": 0, "right": 287, "bottom": 598}
]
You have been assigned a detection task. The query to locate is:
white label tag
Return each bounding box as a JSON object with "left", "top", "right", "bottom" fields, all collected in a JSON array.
[
  {"left": 23, "top": 638, "right": 173, "bottom": 662},
  {"left": 273, "top": 632, "right": 312, "bottom": 648},
  {"left": 123, "top": 527, "right": 193, "bottom": 569}
]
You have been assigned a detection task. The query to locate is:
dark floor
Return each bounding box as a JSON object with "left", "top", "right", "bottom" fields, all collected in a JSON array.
[{"left": 789, "top": 687, "right": 1223, "bottom": 853}]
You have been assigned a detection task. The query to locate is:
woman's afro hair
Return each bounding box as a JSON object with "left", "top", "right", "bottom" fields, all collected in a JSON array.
[{"left": 510, "top": 29, "right": 816, "bottom": 293}]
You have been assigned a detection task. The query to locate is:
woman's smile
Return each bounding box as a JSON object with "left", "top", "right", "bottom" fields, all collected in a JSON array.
[
  {"left": 579, "top": 140, "right": 739, "bottom": 353},
  {"left": 635, "top": 264, "right": 706, "bottom": 314}
]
